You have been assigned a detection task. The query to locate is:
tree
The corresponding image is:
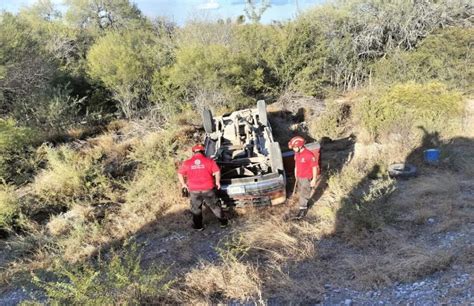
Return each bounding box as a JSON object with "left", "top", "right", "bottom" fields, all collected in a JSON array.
[
  {"left": 155, "top": 42, "right": 266, "bottom": 112},
  {"left": 0, "top": 13, "right": 57, "bottom": 118},
  {"left": 87, "top": 29, "right": 170, "bottom": 118},
  {"left": 244, "top": 0, "right": 271, "bottom": 23},
  {"left": 64, "top": 0, "right": 145, "bottom": 32},
  {"left": 19, "top": 0, "right": 62, "bottom": 22}
]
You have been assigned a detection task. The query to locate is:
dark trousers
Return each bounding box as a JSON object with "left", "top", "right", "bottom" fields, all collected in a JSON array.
[
  {"left": 190, "top": 189, "right": 223, "bottom": 228},
  {"left": 297, "top": 178, "right": 312, "bottom": 210}
]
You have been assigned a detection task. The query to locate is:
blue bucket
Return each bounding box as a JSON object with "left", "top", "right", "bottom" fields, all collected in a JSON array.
[{"left": 424, "top": 148, "right": 440, "bottom": 165}]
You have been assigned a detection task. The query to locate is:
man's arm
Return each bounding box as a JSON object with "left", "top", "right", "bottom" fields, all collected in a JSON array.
[
  {"left": 310, "top": 165, "right": 318, "bottom": 187},
  {"left": 178, "top": 173, "right": 187, "bottom": 189},
  {"left": 294, "top": 155, "right": 298, "bottom": 178},
  {"left": 310, "top": 150, "right": 319, "bottom": 187},
  {"left": 213, "top": 171, "right": 221, "bottom": 190}
]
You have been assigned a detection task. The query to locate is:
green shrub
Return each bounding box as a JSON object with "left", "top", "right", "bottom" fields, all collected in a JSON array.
[
  {"left": 0, "top": 183, "right": 19, "bottom": 230},
  {"left": 355, "top": 82, "right": 464, "bottom": 141},
  {"left": 233, "top": 20, "right": 329, "bottom": 97},
  {"left": 33, "top": 243, "right": 171, "bottom": 304},
  {"left": 232, "top": 24, "right": 286, "bottom": 97},
  {"left": 0, "top": 119, "right": 38, "bottom": 184}
]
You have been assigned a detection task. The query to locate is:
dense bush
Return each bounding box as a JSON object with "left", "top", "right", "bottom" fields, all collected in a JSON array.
[
  {"left": 300, "top": 0, "right": 472, "bottom": 91},
  {"left": 373, "top": 28, "right": 474, "bottom": 93},
  {"left": 355, "top": 82, "right": 464, "bottom": 141}
]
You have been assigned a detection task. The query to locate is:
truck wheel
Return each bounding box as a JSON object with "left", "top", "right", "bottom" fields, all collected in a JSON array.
[
  {"left": 257, "top": 100, "right": 268, "bottom": 127},
  {"left": 202, "top": 108, "right": 215, "bottom": 134},
  {"left": 388, "top": 163, "right": 417, "bottom": 178},
  {"left": 269, "top": 142, "right": 284, "bottom": 173}
]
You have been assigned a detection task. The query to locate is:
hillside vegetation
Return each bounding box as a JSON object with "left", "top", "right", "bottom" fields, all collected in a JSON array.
[{"left": 0, "top": 0, "right": 473, "bottom": 304}]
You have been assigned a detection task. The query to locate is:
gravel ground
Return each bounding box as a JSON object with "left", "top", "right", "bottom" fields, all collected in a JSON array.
[{"left": 321, "top": 270, "right": 472, "bottom": 305}]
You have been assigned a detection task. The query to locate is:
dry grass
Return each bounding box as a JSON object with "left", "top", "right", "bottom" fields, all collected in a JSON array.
[
  {"left": 33, "top": 146, "right": 86, "bottom": 203},
  {"left": 181, "top": 259, "right": 263, "bottom": 303},
  {"left": 237, "top": 216, "right": 314, "bottom": 263},
  {"left": 346, "top": 245, "right": 454, "bottom": 288},
  {"left": 0, "top": 125, "right": 181, "bottom": 265},
  {"left": 46, "top": 204, "right": 93, "bottom": 237},
  {"left": 391, "top": 173, "right": 466, "bottom": 231}
]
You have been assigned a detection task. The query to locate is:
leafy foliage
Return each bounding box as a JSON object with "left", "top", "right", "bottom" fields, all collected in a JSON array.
[
  {"left": 156, "top": 43, "right": 264, "bottom": 110},
  {"left": 301, "top": 0, "right": 472, "bottom": 90},
  {"left": 0, "top": 3, "right": 472, "bottom": 302},
  {"left": 0, "top": 13, "right": 57, "bottom": 120},
  {"left": 64, "top": 0, "right": 145, "bottom": 33},
  {"left": 88, "top": 29, "right": 173, "bottom": 118}
]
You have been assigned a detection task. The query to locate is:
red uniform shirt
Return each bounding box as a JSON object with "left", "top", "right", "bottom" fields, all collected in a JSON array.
[
  {"left": 178, "top": 153, "right": 220, "bottom": 191},
  {"left": 295, "top": 148, "right": 318, "bottom": 179}
]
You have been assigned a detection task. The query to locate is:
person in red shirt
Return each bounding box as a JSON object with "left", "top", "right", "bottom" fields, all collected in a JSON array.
[
  {"left": 178, "top": 144, "right": 228, "bottom": 230},
  {"left": 288, "top": 136, "right": 320, "bottom": 220}
]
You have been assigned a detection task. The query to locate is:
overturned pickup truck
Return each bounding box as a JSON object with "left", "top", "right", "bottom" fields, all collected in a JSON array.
[{"left": 201, "top": 100, "right": 287, "bottom": 207}]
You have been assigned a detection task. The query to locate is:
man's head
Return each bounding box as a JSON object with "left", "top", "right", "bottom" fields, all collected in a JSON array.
[
  {"left": 288, "top": 136, "right": 305, "bottom": 152},
  {"left": 192, "top": 144, "right": 205, "bottom": 154}
]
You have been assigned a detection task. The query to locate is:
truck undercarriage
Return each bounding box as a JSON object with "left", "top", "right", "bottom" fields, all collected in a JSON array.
[{"left": 202, "top": 101, "right": 286, "bottom": 206}]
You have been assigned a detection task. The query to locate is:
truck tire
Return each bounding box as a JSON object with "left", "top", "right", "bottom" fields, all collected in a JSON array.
[
  {"left": 269, "top": 142, "right": 284, "bottom": 173},
  {"left": 202, "top": 108, "right": 215, "bottom": 134},
  {"left": 388, "top": 163, "right": 417, "bottom": 178},
  {"left": 257, "top": 100, "right": 268, "bottom": 127}
]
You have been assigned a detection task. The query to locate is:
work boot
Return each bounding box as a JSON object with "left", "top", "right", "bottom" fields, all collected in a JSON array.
[
  {"left": 219, "top": 218, "right": 228, "bottom": 228},
  {"left": 295, "top": 209, "right": 308, "bottom": 220},
  {"left": 192, "top": 214, "right": 204, "bottom": 231}
]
